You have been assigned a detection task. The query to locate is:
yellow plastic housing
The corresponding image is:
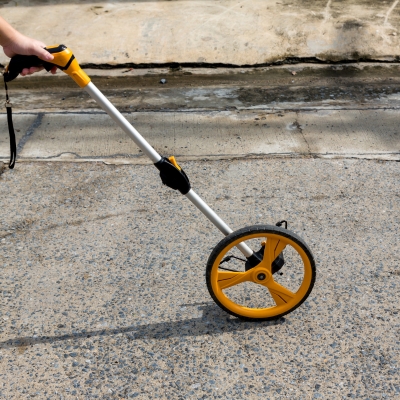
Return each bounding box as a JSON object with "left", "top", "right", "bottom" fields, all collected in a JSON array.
[{"left": 44, "top": 45, "right": 91, "bottom": 88}]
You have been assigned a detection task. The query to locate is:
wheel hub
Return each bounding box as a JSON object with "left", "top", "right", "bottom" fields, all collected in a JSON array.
[{"left": 253, "top": 268, "right": 271, "bottom": 284}]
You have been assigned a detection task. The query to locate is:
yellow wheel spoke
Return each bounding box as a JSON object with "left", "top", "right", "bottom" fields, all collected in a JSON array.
[
  {"left": 217, "top": 270, "right": 252, "bottom": 290},
  {"left": 263, "top": 279, "right": 296, "bottom": 306},
  {"left": 261, "top": 237, "right": 287, "bottom": 271}
]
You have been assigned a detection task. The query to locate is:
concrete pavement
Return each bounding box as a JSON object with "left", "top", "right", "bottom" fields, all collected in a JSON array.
[
  {"left": 0, "top": 62, "right": 399, "bottom": 399},
  {"left": 0, "top": 157, "right": 399, "bottom": 399},
  {"left": 0, "top": 4, "right": 399, "bottom": 397},
  {"left": 1, "top": 1, "right": 400, "bottom": 66},
  {"left": 1, "top": 109, "right": 399, "bottom": 165}
]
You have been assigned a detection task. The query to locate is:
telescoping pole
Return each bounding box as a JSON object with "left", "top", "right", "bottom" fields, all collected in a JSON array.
[
  {"left": 84, "top": 82, "right": 161, "bottom": 163},
  {"left": 84, "top": 82, "right": 254, "bottom": 258}
]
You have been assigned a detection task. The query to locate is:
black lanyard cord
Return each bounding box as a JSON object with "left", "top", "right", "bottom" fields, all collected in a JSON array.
[{"left": 4, "top": 77, "right": 16, "bottom": 169}]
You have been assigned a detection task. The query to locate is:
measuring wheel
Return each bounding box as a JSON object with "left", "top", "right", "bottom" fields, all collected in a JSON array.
[
  {"left": 206, "top": 224, "right": 316, "bottom": 321},
  {"left": 4, "top": 47, "right": 317, "bottom": 322}
]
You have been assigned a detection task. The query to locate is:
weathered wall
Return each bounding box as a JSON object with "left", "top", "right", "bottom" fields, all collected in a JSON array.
[{"left": 1, "top": 0, "right": 400, "bottom": 65}]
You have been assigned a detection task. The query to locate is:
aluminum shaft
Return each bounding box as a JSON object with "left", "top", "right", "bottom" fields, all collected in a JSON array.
[
  {"left": 85, "top": 82, "right": 254, "bottom": 258},
  {"left": 185, "top": 190, "right": 253, "bottom": 257},
  {"left": 84, "top": 82, "right": 161, "bottom": 163}
]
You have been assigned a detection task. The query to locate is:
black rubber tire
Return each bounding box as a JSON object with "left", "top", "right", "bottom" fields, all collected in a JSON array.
[{"left": 206, "top": 224, "right": 316, "bottom": 321}]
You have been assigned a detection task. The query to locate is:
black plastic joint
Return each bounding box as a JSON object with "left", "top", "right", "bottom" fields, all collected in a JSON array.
[
  {"left": 46, "top": 44, "right": 67, "bottom": 54},
  {"left": 245, "top": 253, "right": 262, "bottom": 271},
  {"left": 154, "top": 157, "right": 191, "bottom": 195}
]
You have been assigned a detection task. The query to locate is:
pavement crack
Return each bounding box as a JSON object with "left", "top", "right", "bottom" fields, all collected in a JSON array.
[
  {"left": 322, "top": 0, "right": 332, "bottom": 24},
  {"left": 384, "top": 0, "right": 399, "bottom": 25},
  {"left": 16, "top": 152, "right": 144, "bottom": 161},
  {"left": 293, "top": 114, "right": 312, "bottom": 156},
  {"left": 16, "top": 112, "right": 44, "bottom": 154}
]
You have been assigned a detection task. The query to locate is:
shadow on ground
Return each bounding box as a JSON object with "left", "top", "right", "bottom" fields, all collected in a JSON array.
[{"left": 0, "top": 303, "right": 284, "bottom": 350}]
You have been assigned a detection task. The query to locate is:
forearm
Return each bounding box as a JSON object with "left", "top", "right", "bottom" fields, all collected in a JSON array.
[
  {"left": 0, "top": 15, "right": 55, "bottom": 75},
  {"left": 0, "top": 16, "right": 20, "bottom": 47}
]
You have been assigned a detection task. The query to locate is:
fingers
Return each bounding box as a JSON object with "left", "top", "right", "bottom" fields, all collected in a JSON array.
[
  {"left": 20, "top": 65, "right": 58, "bottom": 77},
  {"left": 20, "top": 65, "right": 57, "bottom": 77},
  {"left": 20, "top": 66, "right": 44, "bottom": 76}
]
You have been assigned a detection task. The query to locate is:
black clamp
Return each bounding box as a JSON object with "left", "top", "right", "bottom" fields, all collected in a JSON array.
[{"left": 154, "top": 157, "right": 191, "bottom": 195}]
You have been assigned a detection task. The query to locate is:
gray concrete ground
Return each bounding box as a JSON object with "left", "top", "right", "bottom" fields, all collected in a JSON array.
[
  {"left": 0, "top": 22, "right": 399, "bottom": 399},
  {"left": 0, "top": 158, "right": 399, "bottom": 399},
  {"left": 2, "top": 1, "right": 400, "bottom": 66},
  {"left": 0, "top": 109, "right": 399, "bottom": 165}
]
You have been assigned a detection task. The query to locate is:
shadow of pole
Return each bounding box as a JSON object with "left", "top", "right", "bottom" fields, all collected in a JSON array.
[{"left": 0, "top": 303, "right": 285, "bottom": 350}]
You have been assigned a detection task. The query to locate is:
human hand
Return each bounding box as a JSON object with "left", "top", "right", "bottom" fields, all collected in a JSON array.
[{"left": 2, "top": 31, "right": 57, "bottom": 76}]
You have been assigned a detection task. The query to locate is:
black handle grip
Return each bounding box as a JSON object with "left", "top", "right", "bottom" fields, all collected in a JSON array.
[{"left": 4, "top": 53, "right": 55, "bottom": 82}]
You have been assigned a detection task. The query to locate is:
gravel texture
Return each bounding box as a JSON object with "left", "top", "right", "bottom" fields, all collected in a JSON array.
[{"left": 0, "top": 158, "right": 399, "bottom": 399}]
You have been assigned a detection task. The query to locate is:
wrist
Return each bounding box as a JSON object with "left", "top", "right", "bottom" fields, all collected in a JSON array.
[{"left": 0, "top": 27, "right": 22, "bottom": 47}]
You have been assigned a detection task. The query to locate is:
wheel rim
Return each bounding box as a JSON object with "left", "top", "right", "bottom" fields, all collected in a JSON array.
[{"left": 210, "top": 232, "right": 314, "bottom": 319}]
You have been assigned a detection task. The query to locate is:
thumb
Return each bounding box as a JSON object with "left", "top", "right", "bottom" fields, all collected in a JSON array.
[{"left": 34, "top": 45, "right": 54, "bottom": 61}]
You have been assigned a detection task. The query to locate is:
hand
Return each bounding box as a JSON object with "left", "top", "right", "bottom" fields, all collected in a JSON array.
[{"left": 3, "top": 32, "right": 57, "bottom": 76}]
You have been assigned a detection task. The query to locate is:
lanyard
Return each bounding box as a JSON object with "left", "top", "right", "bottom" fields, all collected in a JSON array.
[{"left": 3, "top": 75, "right": 16, "bottom": 169}]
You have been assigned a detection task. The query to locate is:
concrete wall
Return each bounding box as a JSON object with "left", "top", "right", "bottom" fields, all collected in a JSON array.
[{"left": 1, "top": 1, "right": 400, "bottom": 66}]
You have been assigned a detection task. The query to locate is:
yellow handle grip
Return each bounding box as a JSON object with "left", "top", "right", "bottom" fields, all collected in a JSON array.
[{"left": 44, "top": 44, "right": 91, "bottom": 88}]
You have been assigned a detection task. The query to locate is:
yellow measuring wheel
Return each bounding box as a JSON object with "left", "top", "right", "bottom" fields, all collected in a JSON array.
[
  {"left": 206, "top": 224, "right": 316, "bottom": 321},
  {"left": 4, "top": 46, "right": 317, "bottom": 321}
]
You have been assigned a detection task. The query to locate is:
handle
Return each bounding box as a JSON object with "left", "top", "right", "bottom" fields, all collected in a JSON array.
[
  {"left": 4, "top": 54, "right": 54, "bottom": 82},
  {"left": 4, "top": 44, "right": 90, "bottom": 88}
]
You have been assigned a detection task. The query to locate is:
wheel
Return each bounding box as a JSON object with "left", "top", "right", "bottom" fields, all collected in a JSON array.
[{"left": 206, "top": 224, "right": 316, "bottom": 321}]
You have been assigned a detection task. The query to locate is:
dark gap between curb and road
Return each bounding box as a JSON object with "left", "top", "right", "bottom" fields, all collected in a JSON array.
[{"left": 4, "top": 57, "right": 400, "bottom": 72}]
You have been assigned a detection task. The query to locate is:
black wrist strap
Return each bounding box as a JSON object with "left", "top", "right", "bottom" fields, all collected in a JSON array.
[{"left": 4, "top": 78, "right": 16, "bottom": 169}]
